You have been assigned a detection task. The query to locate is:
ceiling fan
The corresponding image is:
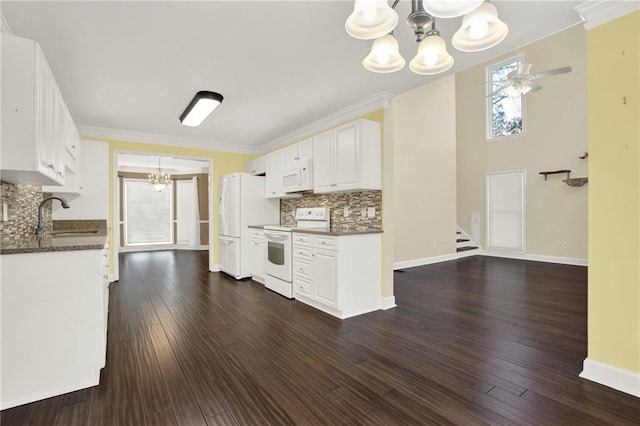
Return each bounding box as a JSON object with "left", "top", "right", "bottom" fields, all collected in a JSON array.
[{"left": 488, "top": 63, "right": 572, "bottom": 97}]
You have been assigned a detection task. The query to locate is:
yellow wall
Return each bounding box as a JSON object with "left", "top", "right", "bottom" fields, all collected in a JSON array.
[
  {"left": 456, "top": 25, "right": 588, "bottom": 259},
  {"left": 587, "top": 11, "right": 640, "bottom": 373},
  {"left": 392, "top": 75, "right": 457, "bottom": 262},
  {"left": 82, "top": 136, "right": 253, "bottom": 273}
]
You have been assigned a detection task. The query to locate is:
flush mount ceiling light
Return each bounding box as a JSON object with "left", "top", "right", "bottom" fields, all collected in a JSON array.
[
  {"left": 346, "top": 0, "right": 508, "bottom": 75},
  {"left": 179, "top": 91, "right": 224, "bottom": 127},
  {"left": 148, "top": 157, "right": 171, "bottom": 192}
]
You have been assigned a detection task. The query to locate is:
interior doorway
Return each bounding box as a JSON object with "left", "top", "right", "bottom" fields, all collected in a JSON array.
[{"left": 112, "top": 150, "right": 214, "bottom": 281}]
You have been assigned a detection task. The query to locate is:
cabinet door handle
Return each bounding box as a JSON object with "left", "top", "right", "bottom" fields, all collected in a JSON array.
[
  {"left": 47, "top": 163, "right": 55, "bottom": 169},
  {"left": 71, "top": 145, "right": 76, "bottom": 149}
]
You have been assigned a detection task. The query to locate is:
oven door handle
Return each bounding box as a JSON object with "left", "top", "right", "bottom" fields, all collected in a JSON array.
[{"left": 264, "top": 232, "right": 290, "bottom": 240}]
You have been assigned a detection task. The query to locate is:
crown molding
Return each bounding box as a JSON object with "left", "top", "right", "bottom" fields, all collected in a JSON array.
[
  {"left": 258, "top": 91, "right": 394, "bottom": 153},
  {"left": 78, "top": 91, "right": 393, "bottom": 156},
  {"left": 575, "top": 0, "right": 640, "bottom": 30},
  {"left": 77, "top": 124, "right": 259, "bottom": 154}
]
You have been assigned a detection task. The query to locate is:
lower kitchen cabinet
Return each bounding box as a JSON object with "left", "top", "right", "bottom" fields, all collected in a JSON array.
[
  {"left": 0, "top": 244, "right": 109, "bottom": 410},
  {"left": 248, "top": 228, "right": 266, "bottom": 283},
  {"left": 292, "top": 232, "right": 381, "bottom": 319}
]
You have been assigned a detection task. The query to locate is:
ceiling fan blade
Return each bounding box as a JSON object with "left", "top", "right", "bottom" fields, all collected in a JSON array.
[
  {"left": 486, "top": 85, "right": 509, "bottom": 97},
  {"left": 522, "top": 81, "right": 542, "bottom": 92},
  {"left": 528, "top": 66, "right": 572, "bottom": 80}
]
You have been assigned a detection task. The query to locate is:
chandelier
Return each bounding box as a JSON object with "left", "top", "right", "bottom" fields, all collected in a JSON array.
[
  {"left": 346, "top": 0, "right": 508, "bottom": 75},
  {"left": 149, "top": 157, "right": 171, "bottom": 192}
]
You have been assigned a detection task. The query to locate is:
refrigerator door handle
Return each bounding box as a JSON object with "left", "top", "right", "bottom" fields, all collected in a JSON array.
[{"left": 220, "top": 180, "right": 228, "bottom": 235}]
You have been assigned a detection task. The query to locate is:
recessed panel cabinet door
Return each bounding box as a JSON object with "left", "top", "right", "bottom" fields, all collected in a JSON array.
[
  {"left": 334, "top": 122, "right": 359, "bottom": 190},
  {"left": 312, "top": 131, "right": 334, "bottom": 192},
  {"left": 314, "top": 249, "right": 338, "bottom": 308}
]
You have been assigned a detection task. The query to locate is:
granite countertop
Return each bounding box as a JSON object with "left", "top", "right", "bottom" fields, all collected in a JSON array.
[
  {"left": 293, "top": 227, "right": 383, "bottom": 236},
  {"left": 1, "top": 220, "right": 108, "bottom": 255},
  {"left": 248, "top": 225, "right": 268, "bottom": 229}
]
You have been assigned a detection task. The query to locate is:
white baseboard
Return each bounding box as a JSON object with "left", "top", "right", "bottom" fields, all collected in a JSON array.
[
  {"left": 119, "top": 244, "right": 208, "bottom": 253},
  {"left": 209, "top": 264, "right": 221, "bottom": 272},
  {"left": 394, "top": 249, "right": 587, "bottom": 270},
  {"left": 380, "top": 296, "right": 396, "bottom": 310},
  {"left": 0, "top": 375, "right": 99, "bottom": 410},
  {"left": 108, "top": 273, "right": 118, "bottom": 283},
  {"left": 480, "top": 250, "right": 588, "bottom": 266},
  {"left": 580, "top": 358, "right": 640, "bottom": 398},
  {"left": 394, "top": 250, "right": 478, "bottom": 270}
]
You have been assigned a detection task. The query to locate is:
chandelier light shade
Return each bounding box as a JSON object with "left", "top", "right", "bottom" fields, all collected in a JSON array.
[
  {"left": 179, "top": 91, "right": 224, "bottom": 127},
  {"left": 363, "top": 34, "right": 406, "bottom": 73},
  {"left": 345, "top": 0, "right": 399, "bottom": 40},
  {"left": 451, "top": 2, "right": 508, "bottom": 52},
  {"left": 409, "top": 31, "right": 454, "bottom": 75},
  {"left": 422, "top": 0, "right": 484, "bottom": 18},
  {"left": 149, "top": 157, "right": 171, "bottom": 192},
  {"left": 346, "top": 0, "right": 508, "bottom": 76}
]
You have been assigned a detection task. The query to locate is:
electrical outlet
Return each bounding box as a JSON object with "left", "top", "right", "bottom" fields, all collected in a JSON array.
[
  {"left": 361, "top": 208, "right": 366, "bottom": 217},
  {"left": 343, "top": 207, "right": 350, "bottom": 217},
  {"left": 562, "top": 241, "right": 568, "bottom": 249},
  {"left": 2, "top": 202, "right": 7, "bottom": 222},
  {"left": 367, "top": 207, "right": 375, "bottom": 218}
]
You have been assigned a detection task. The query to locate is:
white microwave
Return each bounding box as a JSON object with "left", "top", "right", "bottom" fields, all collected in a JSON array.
[{"left": 282, "top": 159, "right": 313, "bottom": 193}]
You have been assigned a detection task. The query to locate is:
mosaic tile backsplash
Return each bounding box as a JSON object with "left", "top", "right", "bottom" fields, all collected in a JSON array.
[
  {"left": 280, "top": 191, "right": 382, "bottom": 229},
  {"left": 1, "top": 181, "right": 51, "bottom": 246}
]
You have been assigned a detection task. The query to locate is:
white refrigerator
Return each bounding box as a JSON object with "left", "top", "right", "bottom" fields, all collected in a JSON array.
[{"left": 219, "top": 173, "right": 279, "bottom": 279}]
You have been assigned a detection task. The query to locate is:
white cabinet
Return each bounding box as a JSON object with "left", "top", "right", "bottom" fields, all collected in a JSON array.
[
  {"left": 292, "top": 232, "right": 381, "bottom": 319},
  {"left": 283, "top": 138, "right": 313, "bottom": 170},
  {"left": 265, "top": 148, "right": 301, "bottom": 199},
  {"left": 245, "top": 155, "right": 266, "bottom": 176},
  {"left": 0, "top": 243, "right": 109, "bottom": 409},
  {"left": 48, "top": 140, "right": 109, "bottom": 220},
  {"left": 265, "top": 149, "right": 285, "bottom": 198},
  {"left": 312, "top": 119, "right": 381, "bottom": 194},
  {"left": 248, "top": 229, "right": 266, "bottom": 283},
  {"left": 1, "top": 33, "right": 78, "bottom": 186}
]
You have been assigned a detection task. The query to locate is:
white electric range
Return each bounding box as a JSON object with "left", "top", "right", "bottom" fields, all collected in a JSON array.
[{"left": 263, "top": 207, "right": 330, "bottom": 298}]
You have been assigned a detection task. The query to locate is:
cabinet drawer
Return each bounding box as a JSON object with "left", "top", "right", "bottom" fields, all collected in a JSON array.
[
  {"left": 293, "top": 247, "right": 312, "bottom": 259},
  {"left": 293, "top": 233, "right": 312, "bottom": 246},
  {"left": 293, "top": 258, "right": 313, "bottom": 279},
  {"left": 314, "top": 235, "right": 338, "bottom": 250},
  {"left": 248, "top": 230, "right": 264, "bottom": 240},
  {"left": 293, "top": 276, "right": 312, "bottom": 296}
]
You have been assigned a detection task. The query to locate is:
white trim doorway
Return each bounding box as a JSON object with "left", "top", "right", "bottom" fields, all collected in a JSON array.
[{"left": 111, "top": 149, "right": 214, "bottom": 281}]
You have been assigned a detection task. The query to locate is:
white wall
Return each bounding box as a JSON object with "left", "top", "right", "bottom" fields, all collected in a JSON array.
[
  {"left": 455, "top": 25, "right": 588, "bottom": 260},
  {"left": 392, "top": 75, "right": 457, "bottom": 263}
]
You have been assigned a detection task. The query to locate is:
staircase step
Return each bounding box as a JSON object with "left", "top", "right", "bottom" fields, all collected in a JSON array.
[
  {"left": 456, "top": 238, "right": 469, "bottom": 243},
  {"left": 457, "top": 246, "right": 478, "bottom": 252}
]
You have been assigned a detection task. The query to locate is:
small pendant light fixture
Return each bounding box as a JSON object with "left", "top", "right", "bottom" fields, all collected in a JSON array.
[
  {"left": 148, "top": 157, "right": 171, "bottom": 192},
  {"left": 179, "top": 91, "right": 224, "bottom": 127}
]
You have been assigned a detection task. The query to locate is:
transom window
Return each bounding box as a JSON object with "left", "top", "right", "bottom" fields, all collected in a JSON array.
[{"left": 487, "top": 56, "right": 525, "bottom": 140}]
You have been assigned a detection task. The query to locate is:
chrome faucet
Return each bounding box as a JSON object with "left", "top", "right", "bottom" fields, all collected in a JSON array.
[{"left": 35, "top": 196, "right": 70, "bottom": 236}]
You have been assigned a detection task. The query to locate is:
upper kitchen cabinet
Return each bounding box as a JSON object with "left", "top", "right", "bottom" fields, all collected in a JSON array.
[
  {"left": 245, "top": 155, "right": 266, "bottom": 176},
  {"left": 312, "top": 119, "right": 381, "bottom": 193},
  {"left": 283, "top": 138, "right": 312, "bottom": 170},
  {"left": 265, "top": 148, "right": 286, "bottom": 198},
  {"left": 1, "top": 33, "right": 78, "bottom": 186},
  {"left": 50, "top": 140, "right": 109, "bottom": 220}
]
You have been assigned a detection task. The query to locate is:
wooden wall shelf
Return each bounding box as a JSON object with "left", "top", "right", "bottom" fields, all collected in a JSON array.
[{"left": 539, "top": 170, "right": 571, "bottom": 181}]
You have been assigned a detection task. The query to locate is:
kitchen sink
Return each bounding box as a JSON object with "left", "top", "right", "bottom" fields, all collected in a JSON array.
[{"left": 50, "top": 229, "right": 100, "bottom": 236}]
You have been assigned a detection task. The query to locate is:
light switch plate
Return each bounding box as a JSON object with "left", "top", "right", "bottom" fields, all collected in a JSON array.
[
  {"left": 367, "top": 207, "right": 375, "bottom": 218},
  {"left": 343, "top": 207, "right": 350, "bottom": 217},
  {"left": 2, "top": 202, "right": 8, "bottom": 222}
]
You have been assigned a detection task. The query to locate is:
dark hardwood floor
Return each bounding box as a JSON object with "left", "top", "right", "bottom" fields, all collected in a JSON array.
[{"left": 2, "top": 251, "right": 639, "bottom": 425}]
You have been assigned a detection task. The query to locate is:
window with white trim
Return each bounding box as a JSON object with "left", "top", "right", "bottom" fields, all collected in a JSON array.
[
  {"left": 487, "top": 56, "right": 525, "bottom": 140},
  {"left": 123, "top": 179, "right": 173, "bottom": 245},
  {"left": 486, "top": 170, "right": 525, "bottom": 253}
]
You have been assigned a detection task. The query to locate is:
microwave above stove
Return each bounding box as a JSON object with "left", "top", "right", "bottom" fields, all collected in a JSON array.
[{"left": 282, "top": 159, "right": 313, "bottom": 193}]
